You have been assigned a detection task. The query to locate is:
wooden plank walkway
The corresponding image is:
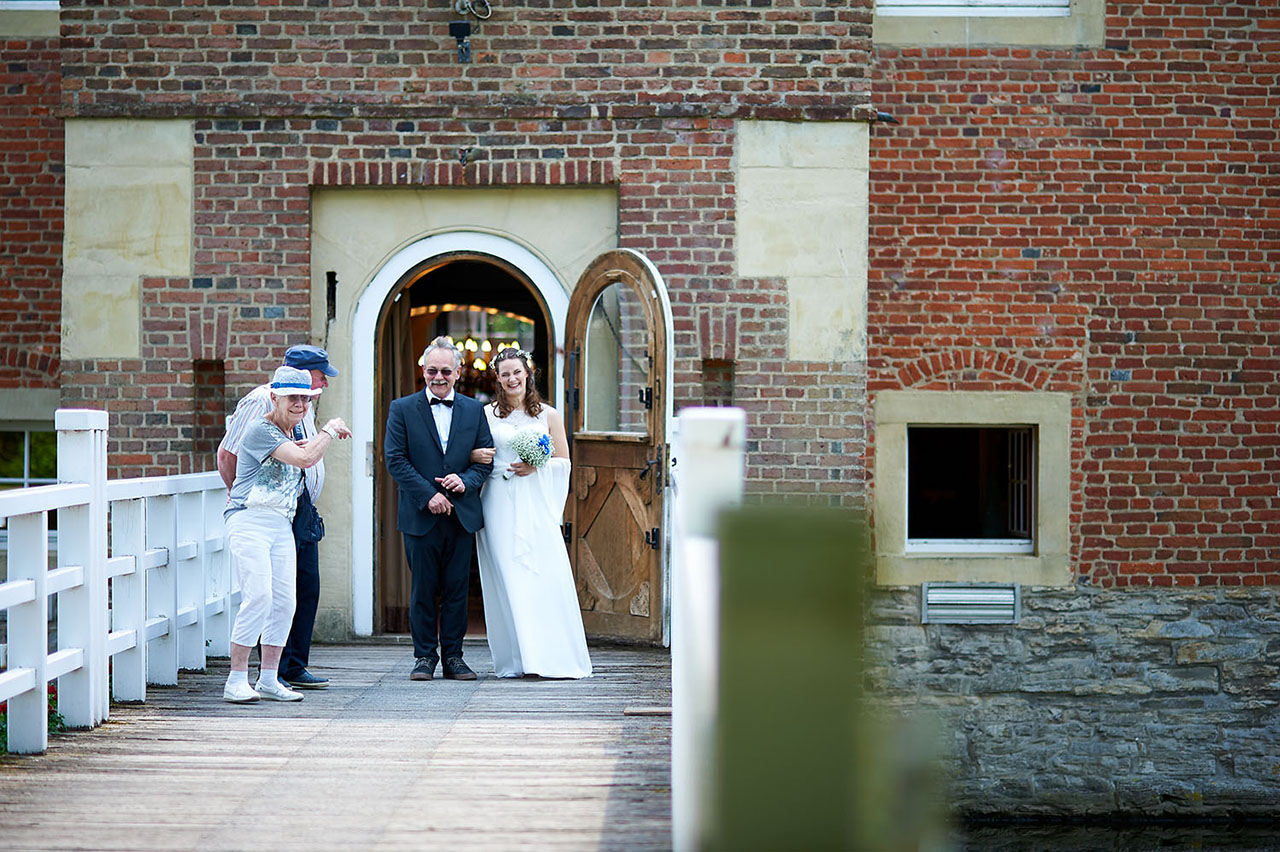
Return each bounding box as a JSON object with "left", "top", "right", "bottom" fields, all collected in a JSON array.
[{"left": 0, "top": 642, "right": 672, "bottom": 852}]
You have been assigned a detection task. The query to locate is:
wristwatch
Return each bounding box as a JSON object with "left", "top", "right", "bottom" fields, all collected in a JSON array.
[{"left": 322, "top": 425, "right": 339, "bottom": 439}]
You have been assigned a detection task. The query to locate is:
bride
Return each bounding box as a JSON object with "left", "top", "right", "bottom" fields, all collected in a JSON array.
[{"left": 471, "top": 347, "right": 592, "bottom": 679}]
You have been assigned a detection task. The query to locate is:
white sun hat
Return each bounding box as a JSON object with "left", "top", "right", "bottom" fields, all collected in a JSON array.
[{"left": 269, "top": 365, "right": 323, "bottom": 397}]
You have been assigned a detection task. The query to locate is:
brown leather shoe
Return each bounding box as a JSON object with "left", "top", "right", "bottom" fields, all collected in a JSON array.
[
  {"left": 410, "top": 657, "right": 437, "bottom": 681},
  {"left": 442, "top": 656, "right": 477, "bottom": 680}
]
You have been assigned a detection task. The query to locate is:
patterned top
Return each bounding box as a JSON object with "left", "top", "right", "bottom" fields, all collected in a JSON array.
[
  {"left": 224, "top": 418, "right": 304, "bottom": 521},
  {"left": 220, "top": 384, "right": 322, "bottom": 499}
]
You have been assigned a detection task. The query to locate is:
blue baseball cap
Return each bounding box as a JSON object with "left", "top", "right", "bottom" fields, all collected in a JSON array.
[{"left": 284, "top": 344, "right": 338, "bottom": 377}]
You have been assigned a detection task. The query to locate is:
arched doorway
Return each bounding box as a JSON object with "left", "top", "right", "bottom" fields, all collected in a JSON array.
[
  {"left": 374, "top": 257, "right": 552, "bottom": 634},
  {"left": 350, "top": 232, "right": 569, "bottom": 637}
]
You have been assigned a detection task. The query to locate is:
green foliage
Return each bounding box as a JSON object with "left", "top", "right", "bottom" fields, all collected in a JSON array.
[
  {"left": 47, "top": 686, "right": 65, "bottom": 735},
  {"left": 28, "top": 431, "right": 57, "bottom": 480}
]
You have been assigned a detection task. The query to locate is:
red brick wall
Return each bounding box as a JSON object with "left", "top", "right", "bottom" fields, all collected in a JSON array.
[
  {"left": 55, "top": 1, "right": 875, "bottom": 498},
  {"left": 869, "top": 3, "right": 1280, "bottom": 585},
  {"left": 59, "top": 1, "right": 872, "bottom": 120},
  {"left": 0, "top": 34, "right": 62, "bottom": 388}
]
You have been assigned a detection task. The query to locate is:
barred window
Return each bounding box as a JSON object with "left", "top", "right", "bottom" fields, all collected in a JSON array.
[{"left": 906, "top": 426, "right": 1035, "bottom": 555}]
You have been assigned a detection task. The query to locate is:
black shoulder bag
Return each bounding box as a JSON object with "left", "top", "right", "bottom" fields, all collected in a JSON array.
[{"left": 293, "top": 486, "right": 326, "bottom": 543}]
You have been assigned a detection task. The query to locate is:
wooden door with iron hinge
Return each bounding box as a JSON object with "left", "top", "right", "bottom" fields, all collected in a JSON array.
[{"left": 563, "top": 250, "right": 668, "bottom": 643}]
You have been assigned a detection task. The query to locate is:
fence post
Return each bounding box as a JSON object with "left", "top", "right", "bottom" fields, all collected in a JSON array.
[
  {"left": 176, "top": 490, "right": 206, "bottom": 670},
  {"left": 671, "top": 407, "right": 746, "bottom": 852},
  {"left": 203, "top": 486, "right": 232, "bottom": 658},
  {"left": 145, "top": 494, "right": 179, "bottom": 685},
  {"left": 55, "top": 408, "right": 109, "bottom": 728},
  {"left": 109, "top": 498, "right": 148, "bottom": 702},
  {"left": 6, "top": 511, "right": 50, "bottom": 753}
]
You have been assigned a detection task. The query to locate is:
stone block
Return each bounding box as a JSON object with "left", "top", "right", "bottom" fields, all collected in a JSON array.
[
  {"left": 1193, "top": 603, "right": 1249, "bottom": 621},
  {"left": 1019, "top": 658, "right": 1100, "bottom": 693},
  {"left": 1222, "top": 588, "right": 1277, "bottom": 604},
  {"left": 864, "top": 623, "right": 929, "bottom": 650},
  {"left": 1100, "top": 595, "right": 1192, "bottom": 619},
  {"left": 1219, "top": 619, "right": 1277, "bottom": 639},
  {"left": 1176, "top": 640, "right": 1264, "bottom": 665},
  {"left": 934, "top": 629, "right": 1027, "bottom": 661},
  {"left": 1218, "top": 661, "right": 1280, "bottom": 694},
  {"left": 1114, "top": 778, "right": 1203, "bottom": 812},
  {"left": 965, "top": 670, "right": 1023, "bottom": 694},
  {"left": 1033, "top": 772, "right": 1116, "bottom": 799},
  {"left": 1143, "top": 666, "right": 1219, "bottom": 694},
  {"left": 1146, "top": 719, "right": 1222, "bottom": 740},
  {"left": 1135, "top": 619, "right": 1214, "bottom": 640},
  {"left": 1022, "top": 593, "right": 1093, "bottom": 613},
  {"left": 736, "top": 160, "right": 866, "bottom": 279},
  {"left": 1071, "top": 678, "right": 1152, "bottom": 697},
  {"left": 61, "top": 275, "right": 141, "bottom": 360}
]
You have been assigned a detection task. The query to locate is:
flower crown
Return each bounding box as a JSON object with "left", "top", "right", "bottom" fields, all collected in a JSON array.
[{"left": 494, "top": 347, "right": 532, "bottom": 368}]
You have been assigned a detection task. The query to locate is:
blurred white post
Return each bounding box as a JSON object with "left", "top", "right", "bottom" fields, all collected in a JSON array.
[
  {"left": 55, "top": 408, "right": 110, "bottom": 727},
  {"left": 671, "top": 407, "right": 746, "bottom": 852}
]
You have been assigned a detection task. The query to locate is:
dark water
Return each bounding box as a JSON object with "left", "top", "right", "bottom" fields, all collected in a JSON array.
[{"left": 951, "top": 823, "right": 1280, "bottom": 851}]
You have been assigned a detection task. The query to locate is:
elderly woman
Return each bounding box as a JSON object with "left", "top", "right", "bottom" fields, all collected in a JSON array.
[{"left": 222, "top": 365, "right": 350, "bottom": 703}]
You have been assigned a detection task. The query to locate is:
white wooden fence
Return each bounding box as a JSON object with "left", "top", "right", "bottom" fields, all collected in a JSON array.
[
  {"left": 0, "top": 409, "right": 236, "bottom": 754},
  {"left": 669, "top": 407, "right": 746, "bottom": 852}
]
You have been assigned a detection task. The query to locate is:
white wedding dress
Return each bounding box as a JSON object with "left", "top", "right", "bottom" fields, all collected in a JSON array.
[{"left": 476, "top": 405, "right": 592, "bottom": 678}]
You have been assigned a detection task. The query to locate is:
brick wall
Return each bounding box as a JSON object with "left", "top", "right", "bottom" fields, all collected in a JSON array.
[
  {"left": 0, "top": 34, "right": 62, "bottom": 388},
  {"left": 869, "top": 3, "right": 1280, "bottom": 585},
  {"left": 54, "top": 1, "right": 875, "bottom": 496},
  {"left": 59, "top": 1, "right": 872, "bottom": 121}
]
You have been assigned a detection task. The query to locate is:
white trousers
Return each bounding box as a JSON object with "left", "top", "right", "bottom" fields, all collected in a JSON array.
[{"left": 227, "top": 508, "right": 297, "bottom": 648}]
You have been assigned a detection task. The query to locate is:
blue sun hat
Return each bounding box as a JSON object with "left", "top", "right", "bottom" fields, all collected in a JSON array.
[{"left": 270, "top": 366, "right": 323, "bottom": 397}]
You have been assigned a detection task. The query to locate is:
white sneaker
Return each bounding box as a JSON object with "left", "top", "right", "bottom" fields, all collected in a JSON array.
[
  {"left": 223, "top": 681, "right": 261, "bottom": 704},
  {"left": 255, "top": 680, "right": 303, "bottom": 702}
]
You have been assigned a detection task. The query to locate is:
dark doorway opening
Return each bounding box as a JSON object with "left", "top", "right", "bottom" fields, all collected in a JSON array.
[{"left": 374, "top": 256, "right": 552, "bottom": 636}]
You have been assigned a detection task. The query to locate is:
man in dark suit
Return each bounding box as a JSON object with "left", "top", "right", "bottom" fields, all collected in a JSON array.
[{"left": 384, "top": 336, "right": 495, "bottom": 681}]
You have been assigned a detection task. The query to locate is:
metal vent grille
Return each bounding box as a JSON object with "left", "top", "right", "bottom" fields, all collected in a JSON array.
[{"left": 921, "top": 582, "right": 1020, "bottom": 624}]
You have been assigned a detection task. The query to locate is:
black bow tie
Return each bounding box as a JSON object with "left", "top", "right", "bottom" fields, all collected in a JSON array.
[{"left": 430, "top": 397, "right": 454, "bottom": 407}]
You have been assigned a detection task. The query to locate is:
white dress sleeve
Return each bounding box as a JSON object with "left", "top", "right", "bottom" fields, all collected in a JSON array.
[{"left": 509, "top": 414, "right": 571, "bottom": 573}]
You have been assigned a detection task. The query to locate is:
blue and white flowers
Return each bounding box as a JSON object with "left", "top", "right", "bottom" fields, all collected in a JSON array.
[{"left": 506, "top": 426, "right": 553, "bottom": 479}]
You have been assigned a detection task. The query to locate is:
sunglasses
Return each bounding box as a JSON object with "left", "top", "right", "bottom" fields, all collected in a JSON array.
[{"left": 424, "top": 367, "right": 455, "bottom": 377}]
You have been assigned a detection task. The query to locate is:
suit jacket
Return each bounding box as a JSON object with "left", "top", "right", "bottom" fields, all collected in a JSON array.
[{"left": 384, "top": 391, "right": 494, "bottom": 536}]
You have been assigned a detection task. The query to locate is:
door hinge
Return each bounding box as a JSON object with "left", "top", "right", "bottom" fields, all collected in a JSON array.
[
  {"left": 562, "top": 521, "right": 572, "bottom": 545},
  {"left": 567, "top": 348, "right": 580, "bottom": 416},
  {"left": 644, "top": 527, "right": 660, "bottom": 550},
  {"left": 638, "top": 386, "right": 653, "bottom": 410}
]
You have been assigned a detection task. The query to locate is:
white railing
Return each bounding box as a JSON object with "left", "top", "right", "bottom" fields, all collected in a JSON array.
[
  {"left": 0, "top": 409, "right": 236, "bottom": 754},
  {"left": 669, "top": 407, "right": 746, "bottom": 852}
]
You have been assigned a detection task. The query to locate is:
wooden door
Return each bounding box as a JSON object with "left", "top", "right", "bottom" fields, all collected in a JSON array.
[{"left": 564, "top": 250, "right": 668, "bottom": 643}]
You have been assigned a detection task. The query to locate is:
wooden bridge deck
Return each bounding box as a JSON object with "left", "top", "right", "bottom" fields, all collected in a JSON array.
[{"left": 0, "top": 642, "right": 672, "bottom": 852}]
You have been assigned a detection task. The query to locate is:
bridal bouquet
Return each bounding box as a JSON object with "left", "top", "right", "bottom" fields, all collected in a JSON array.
[{"left": 505, "top": 426, "right": 553, "bottom": 479}]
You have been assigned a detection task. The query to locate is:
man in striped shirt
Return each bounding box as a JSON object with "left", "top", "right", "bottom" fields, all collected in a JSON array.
[{"left": 218, "top": 344, "right": 341, "bottom": 690}]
